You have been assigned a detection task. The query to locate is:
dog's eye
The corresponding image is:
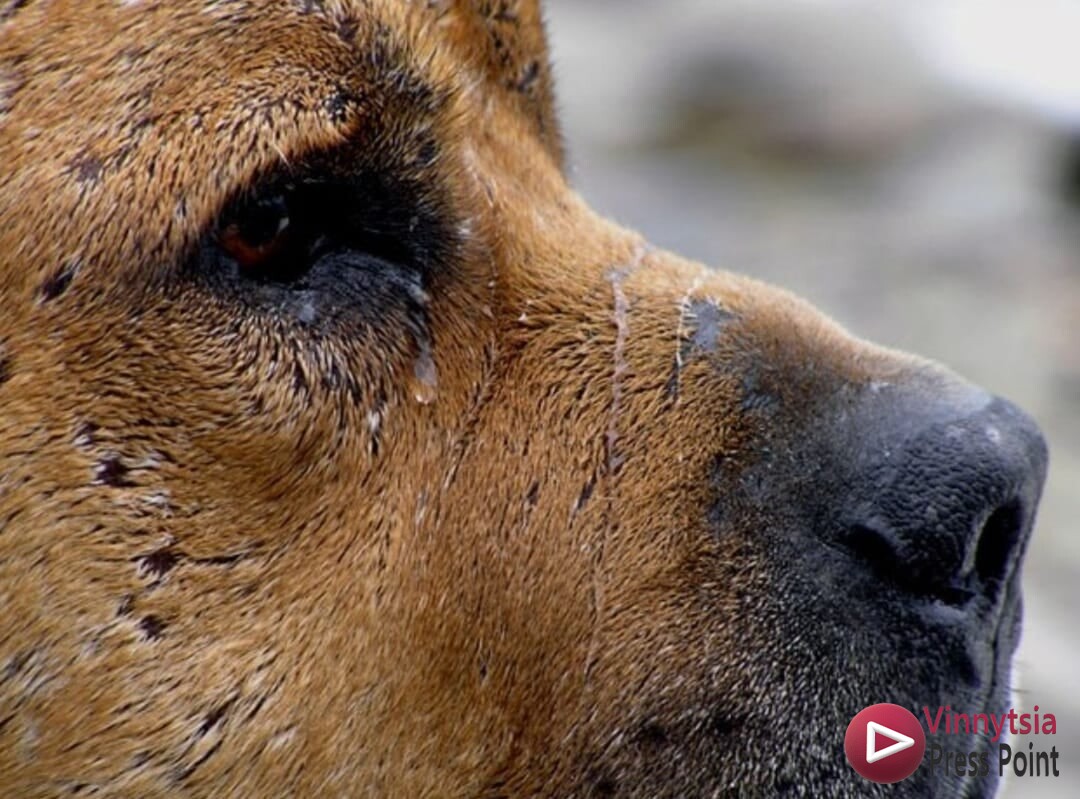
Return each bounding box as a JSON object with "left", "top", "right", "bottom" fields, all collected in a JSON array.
[
  {"left": 216, "top": 191, "right": 308, "bottom": 281},
  {"left": 207, "top": 174, "right": 431, "bottom": 289},
  {"left": 218, "top": 194, "right": 291, "bottom": 267}
]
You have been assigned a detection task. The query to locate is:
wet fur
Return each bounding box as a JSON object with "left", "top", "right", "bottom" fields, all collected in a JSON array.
[{"left": 0, "top": 2, "right": 1006, "bottom": 797}]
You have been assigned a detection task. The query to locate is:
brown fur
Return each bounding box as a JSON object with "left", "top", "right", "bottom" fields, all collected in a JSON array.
[{"left": 0, "top": 2, "right": 1039, "bottom": 797}]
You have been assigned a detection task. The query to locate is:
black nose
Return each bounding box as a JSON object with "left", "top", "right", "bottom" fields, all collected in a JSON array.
[{"left": 838, "top": 388, "right": 1048, "bottom": 605}]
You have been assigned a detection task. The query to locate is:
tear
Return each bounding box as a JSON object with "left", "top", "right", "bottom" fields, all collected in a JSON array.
[
  {"left": 411, "top": 342, "right": 438, "bottom": 405},
  {"left": 605, "top": 243, "right": 651, "bottom": 476}
]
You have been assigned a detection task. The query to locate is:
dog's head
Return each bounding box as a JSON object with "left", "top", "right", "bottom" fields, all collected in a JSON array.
[{"left": 0, "top": 2, "right": 1047, "bottom": 796}]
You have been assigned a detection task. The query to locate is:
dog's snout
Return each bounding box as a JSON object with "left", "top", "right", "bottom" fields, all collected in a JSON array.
[{"left": 839, "top": 390, "right": 1048, "bottom": 605}]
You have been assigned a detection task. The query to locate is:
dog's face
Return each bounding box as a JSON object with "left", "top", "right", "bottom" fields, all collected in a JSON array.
[{"left": 0, "top": 2, "right": 1048, "bottom": 796}]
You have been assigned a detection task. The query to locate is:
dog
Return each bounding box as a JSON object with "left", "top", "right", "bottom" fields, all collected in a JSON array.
[{"left": 0, "top": 2, "right": 1048, "bottom": 796}]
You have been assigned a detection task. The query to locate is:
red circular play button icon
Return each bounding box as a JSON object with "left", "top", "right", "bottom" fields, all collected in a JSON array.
[{"left": 845, "top": 703, "right": 926, "bottom": 784}]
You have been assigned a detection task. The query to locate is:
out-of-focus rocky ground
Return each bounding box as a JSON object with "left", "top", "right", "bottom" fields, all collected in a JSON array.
[{"left": 545, "top": 2, "right": 1079, "bottom": 795}]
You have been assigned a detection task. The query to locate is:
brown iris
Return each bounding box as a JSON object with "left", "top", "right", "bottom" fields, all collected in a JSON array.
[{"left": 217, "top": 193, "right": 293, "bottom": 273}]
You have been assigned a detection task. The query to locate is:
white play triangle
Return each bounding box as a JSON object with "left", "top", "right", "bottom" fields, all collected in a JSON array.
[{"left": 865, "top": 721, "right": 915, "bottom": 764}]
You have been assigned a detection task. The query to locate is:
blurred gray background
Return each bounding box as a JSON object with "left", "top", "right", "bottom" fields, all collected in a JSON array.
[{"left": 544, "top": 1, "right": 1079, "bottom": 795}]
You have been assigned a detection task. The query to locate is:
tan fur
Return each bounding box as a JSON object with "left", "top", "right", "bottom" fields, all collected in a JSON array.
[{"left": 0, "top": 2, "right": 1008, "bottom": 797}]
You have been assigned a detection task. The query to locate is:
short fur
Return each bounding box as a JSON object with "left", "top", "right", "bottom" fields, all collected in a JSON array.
[{"left": 0, "top": 2, "right": 1042, "bottom": 797}]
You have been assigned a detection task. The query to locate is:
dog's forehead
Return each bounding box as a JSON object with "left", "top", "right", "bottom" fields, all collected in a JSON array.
[{"left": 0, "top": 0, "right": 557, "bottom": 301}]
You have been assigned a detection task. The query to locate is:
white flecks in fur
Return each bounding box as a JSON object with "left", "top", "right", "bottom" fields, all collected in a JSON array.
[
  {"left": 414, "top": 489, "right": 429, "bottom": 528},
  {"left": 269, "top": 727, "right": 297, "bottom": 751},
  {"left": 271, "top": 139, "right": 292, "bottom": 168},
  {"left": 296, "top": 299, "right": 317, "bottom": 326},
  {"left": 133, "top": 451, "right": 165, "bottom": 471},
  {"left": 605, "top": 242, "right": 650, "bottom": 476},
  {"left": 607, "top": 273, "right": 630, "bottom": 475},
  {"left": 407, "top": 279, "right": 438, "bottom": 406},
  {"left": 142, "top": 489, "right": 173, "bottom": 515},
  {"left": 73, "top": 426, "right": 95, "bottom": 449},
  {"left": 366, "top": 395, "right": 389, "bottom": 458},
  {"left": 405, "top": 281, "right": 431, "bottom": 307},
  {"left": 673, "top": 273, "right": 706, "bottom": 402}
]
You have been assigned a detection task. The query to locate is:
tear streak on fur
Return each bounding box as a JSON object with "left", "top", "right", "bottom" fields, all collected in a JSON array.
[
  {"left": 673, "top": 273, "right": 706, "bottom": 402},
  {"left": 605, "top": 242, "right": 650, "bottom": 477}
]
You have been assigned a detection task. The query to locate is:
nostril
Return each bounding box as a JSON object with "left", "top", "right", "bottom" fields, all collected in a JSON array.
[
  {"left": 830, "top": 390, "right": 1045, "bottom": 607},
  {"left": 840, "top": 522, "right": 974, "bottom": 605},
  {"left": 842, "top": 524, "right": 900, "bottom": 584},
  {"left": 973, "top": 500, "right": 1024, "bottom": 587}
]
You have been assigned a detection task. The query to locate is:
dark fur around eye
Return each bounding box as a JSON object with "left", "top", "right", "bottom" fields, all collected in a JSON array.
[
  {"left": 211, "top": 167, "right": 452, "bottom": 286},
  {"left": 182, "top": 151, "right": 461, "bottom": 332}
]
